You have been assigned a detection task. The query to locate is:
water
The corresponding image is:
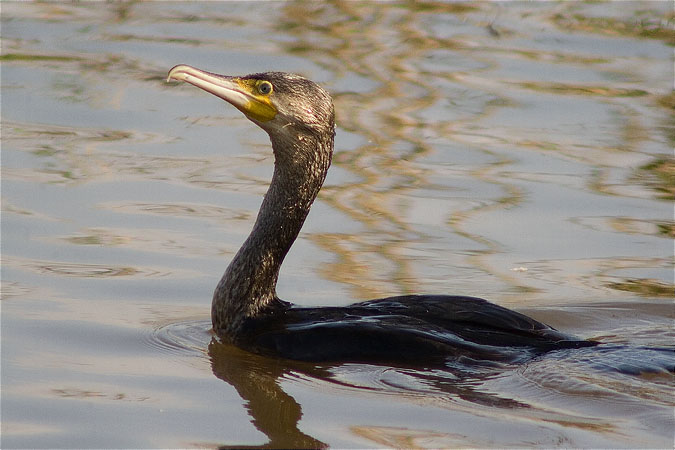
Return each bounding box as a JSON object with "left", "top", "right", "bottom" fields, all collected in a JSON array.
[{"left": 2, "top": 2, "right": 673, "bottom": 448}]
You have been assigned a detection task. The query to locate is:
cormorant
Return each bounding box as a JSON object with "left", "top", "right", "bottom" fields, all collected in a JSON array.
[{"left": 167, "top": 64, "right": 596, "bottom": 364}]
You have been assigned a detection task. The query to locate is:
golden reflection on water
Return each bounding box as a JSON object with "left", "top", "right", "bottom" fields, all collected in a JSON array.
[
  {"left": 3, "top": 1, "right": 671, "bottom": 301},
  {"left": 276, "top": 2, "right": 473, "bottom": 299},
  {"left": 270, "top": 1, "right": 674, "bottom": 301},
  {"left": 352, "top": 425, "right": 456, "bottom": 448}
]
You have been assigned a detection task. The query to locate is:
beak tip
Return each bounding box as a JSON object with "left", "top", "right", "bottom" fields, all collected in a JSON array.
[{"left": 167, "top": 64, "right": 190, "bottom": 84}]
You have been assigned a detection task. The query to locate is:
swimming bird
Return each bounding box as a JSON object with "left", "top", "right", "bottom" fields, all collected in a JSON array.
[{"left": 167, "top": 65, "right": 596, "bottom": 364}]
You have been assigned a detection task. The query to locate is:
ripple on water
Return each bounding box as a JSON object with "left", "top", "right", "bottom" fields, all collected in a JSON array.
[
  {"left": 153, "top": 315, "right": 524, "bottom": 411},
  {"left": 509, "top": 345, "right": 675, "bottom": 441},
  {"left": 145, "top": 319, "right": 213, "bottom": 361}
]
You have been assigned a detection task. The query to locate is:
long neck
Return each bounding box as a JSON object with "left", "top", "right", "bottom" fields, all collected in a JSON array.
[{"left": 212, "top": 129, "right": 333, "bottom": 339}]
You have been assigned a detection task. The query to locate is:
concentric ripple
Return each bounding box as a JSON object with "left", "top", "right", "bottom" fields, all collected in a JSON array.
[{"left": 145, "top": 319, "right": 213, "bottom": 361}]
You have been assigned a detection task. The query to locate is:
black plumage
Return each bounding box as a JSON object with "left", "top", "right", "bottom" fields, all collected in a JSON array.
[{"left": 167, "top": 65, "right": 595, "bottom": 364}]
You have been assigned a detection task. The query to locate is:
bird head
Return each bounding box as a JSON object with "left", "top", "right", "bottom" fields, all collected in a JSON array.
[{"left": 167, "top": 65, "right": 334, "bottom": 142}]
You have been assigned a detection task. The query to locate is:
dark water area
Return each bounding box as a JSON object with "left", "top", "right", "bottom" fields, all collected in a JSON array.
[{"left": 2, "top": 2, "right": 673, "bottom": 448}]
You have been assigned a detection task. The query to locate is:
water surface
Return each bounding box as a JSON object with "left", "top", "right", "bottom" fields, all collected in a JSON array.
[{"left": 2, "top": 2, "right": 673, "bottom": 448}]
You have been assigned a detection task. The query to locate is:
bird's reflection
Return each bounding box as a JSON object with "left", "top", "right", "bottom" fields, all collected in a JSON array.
[
  {"left": 208, "top": 339, "right": 530, "bottom": 448},
  {"left": 208, "top": 339, "right": 329, "bottom": 449}
]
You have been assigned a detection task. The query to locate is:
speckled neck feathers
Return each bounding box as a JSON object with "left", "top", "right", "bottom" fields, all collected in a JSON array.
[{"left": 212, "top": 112, "right": 334, "bottom": 340}]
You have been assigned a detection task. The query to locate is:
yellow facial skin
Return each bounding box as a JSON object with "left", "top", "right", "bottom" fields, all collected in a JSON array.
[
  {"left": 235, "top": 78, "right": 276, "bottom": 122},
  {"left": 167, "top": 65, "right": 277, "bottom": 122}
]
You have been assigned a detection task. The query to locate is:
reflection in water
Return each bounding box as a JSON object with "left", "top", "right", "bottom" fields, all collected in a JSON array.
[
  {"left": 207, "top": 324, "right": 674, "bottom": 448},
  {"left": 208, "top": 332, "right": 674, "bottom": 447},
  {"left": 274, "top": 1, "right": 537, "bottom": 297},
  {"left": 276, "top": 2, "right": 460, "bottom": 300},
  {"left": 208, "top": 332, "right": 673, "bottom": 447},
  {"left": 208, "top": 341, "right": 328, "bottom": 449},
  {"left": 271, "top": 1, "right": 674, "bottom": 302},
  {"left": 3, "top": 1, "right": 670, "bottom": 300},
  {"left": 207, "top": 336, "right": 525, "bottom": 448}
]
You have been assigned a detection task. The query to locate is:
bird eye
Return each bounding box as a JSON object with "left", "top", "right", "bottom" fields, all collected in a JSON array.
[{"left": 258, "top": 81, "right": 273, "bottom": 95}]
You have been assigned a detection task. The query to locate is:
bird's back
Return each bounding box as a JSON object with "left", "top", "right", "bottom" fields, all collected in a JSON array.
[{"left": 237, "top": 295, "right": 596, "bottom": 364}]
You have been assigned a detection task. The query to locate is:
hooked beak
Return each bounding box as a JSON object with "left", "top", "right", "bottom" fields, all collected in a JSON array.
[{"left": 167, "top": 64, "right": 276, "bottom": 122}]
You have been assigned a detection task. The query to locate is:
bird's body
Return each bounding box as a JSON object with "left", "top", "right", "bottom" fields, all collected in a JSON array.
[
  {"left": 167, "top": 65, "right": 595, "bottom": 364},
  {"left": 239, "top": 295, "right": 593, "bottom": 364}
]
